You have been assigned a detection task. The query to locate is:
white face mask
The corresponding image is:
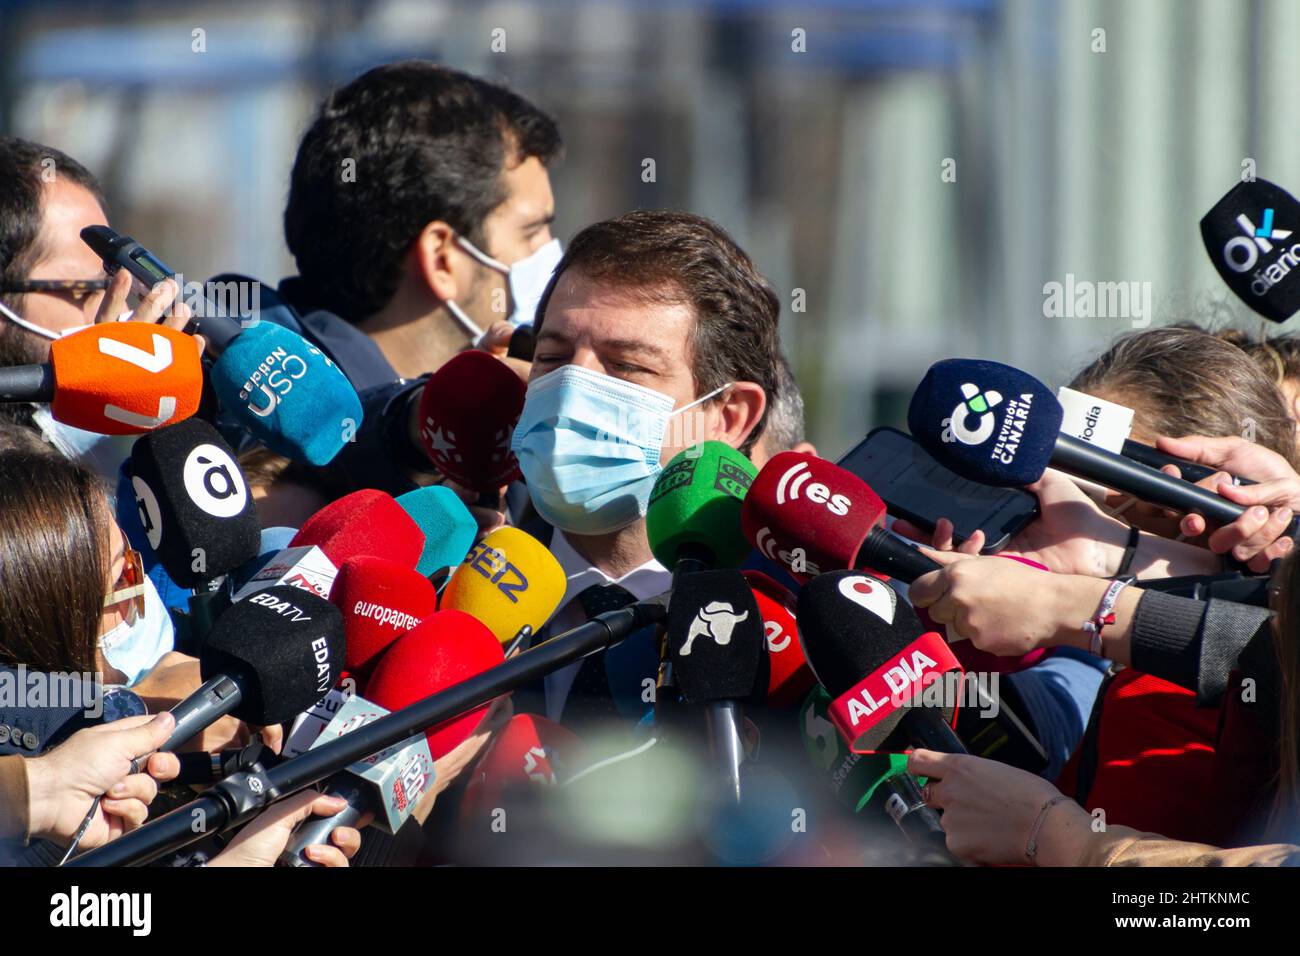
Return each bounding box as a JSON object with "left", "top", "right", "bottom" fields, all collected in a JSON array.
[
  {"left": 447, "top": 236, "right": 563, "bottom": 340},
  {"left": 99, "top": 575, "right": 173, "bottom": 687},
  {"left": 0, "top": 296, "right": 90, "bottom": 341}
]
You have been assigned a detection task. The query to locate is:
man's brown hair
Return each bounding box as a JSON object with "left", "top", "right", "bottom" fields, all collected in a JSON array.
[{"left": 535, "top": 209, "right": 781, "bottom": 454}]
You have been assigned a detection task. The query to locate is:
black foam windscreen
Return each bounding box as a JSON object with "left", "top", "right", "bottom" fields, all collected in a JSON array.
[
  {"left": 129, "top": 418, "right": 260, "bottom": 587},
  {"left": 666, "top": 570, "right": 765, "bottom": 704},
  {"left": 797, "top": 570, "right": 958, "bottom": 753},
  {"left": 796, "top": 570, "right": 919, "bottom": 696},
  {"left": 907, "top": 358, "right": 1062, "bottom": 487},
  {"left": 201, "top": 585, "right": 345, "bottom": 726},
  {"left": 1200, "top": 177, "right": 1300, "bottom": 323}
]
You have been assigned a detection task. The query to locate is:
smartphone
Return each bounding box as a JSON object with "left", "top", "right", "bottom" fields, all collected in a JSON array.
[
  {"left": 836, "top": 426, "right": 1039, "bottom": 554},
  {"left": 80, "top": 225, "right": 176, "bottom": 299}
]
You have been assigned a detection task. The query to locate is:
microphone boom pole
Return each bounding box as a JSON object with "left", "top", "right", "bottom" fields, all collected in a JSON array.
[{"left": 68, "top": 597, "right": 669, "bottom": 868}]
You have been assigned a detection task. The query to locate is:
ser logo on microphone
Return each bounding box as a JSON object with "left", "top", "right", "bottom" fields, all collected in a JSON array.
[
  {"left": 775, "top": 460, "right": 851, "bottom": 515},
  {"left": 465, "top": 541, "right": 528, "bottom": 603},
  {"left": 182, "top": 443, "right": 248, "bottom": 518}
]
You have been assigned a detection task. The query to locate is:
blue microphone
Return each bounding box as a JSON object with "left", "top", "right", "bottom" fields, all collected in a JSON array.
[
  {"left": 395, "top": 485, "right": 478, "bottom": 577},
  {"left": 907, "top": 358, "right": 1255, "bottom": 527},
  {"left": 207, "top": 322, "right": 363, "bottom": 466}
]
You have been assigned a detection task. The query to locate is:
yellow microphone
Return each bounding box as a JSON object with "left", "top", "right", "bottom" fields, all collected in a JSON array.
[{"left": 440, "top": 526, "right": 566, "bottom": 645}]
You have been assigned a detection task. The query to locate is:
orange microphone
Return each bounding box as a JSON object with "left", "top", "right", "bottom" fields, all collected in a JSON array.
[{"left": 0, "top": 323, "right": 202, "bottom": 434}]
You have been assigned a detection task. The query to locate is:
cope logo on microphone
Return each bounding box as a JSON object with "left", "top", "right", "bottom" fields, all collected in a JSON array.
[
  {"left": 774, "top": 460, "right": 851, "bottom": 515},
  {"left": 182, "top": 443, "right": 248, "bottom": 518}
]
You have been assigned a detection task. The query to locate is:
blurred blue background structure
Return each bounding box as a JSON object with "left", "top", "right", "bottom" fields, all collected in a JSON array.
[{"left": 0, "top": 0, "right": 1290, "bottom": 456}]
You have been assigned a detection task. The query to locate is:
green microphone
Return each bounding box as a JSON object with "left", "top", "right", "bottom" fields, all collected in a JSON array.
[
  {"left": 646, "top": 441, "right": 757, "bottom": 574},
  {"left": 800, "top": 686, "right": 956, "bottom": 863}
]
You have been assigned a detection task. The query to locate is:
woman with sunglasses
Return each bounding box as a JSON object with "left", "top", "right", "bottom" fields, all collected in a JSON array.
[{"left": 0, "top": 447, "right": 268, "bottom": 755}]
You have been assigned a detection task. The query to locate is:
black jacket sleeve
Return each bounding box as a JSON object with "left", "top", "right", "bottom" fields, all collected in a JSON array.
[{"left": 1129, "top": 589, "right": 1272, "bottom": 706}]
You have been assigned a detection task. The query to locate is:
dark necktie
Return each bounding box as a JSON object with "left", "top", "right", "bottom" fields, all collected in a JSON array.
[{"left": 560, "top": 583, "right": 638, "bottom": 726}]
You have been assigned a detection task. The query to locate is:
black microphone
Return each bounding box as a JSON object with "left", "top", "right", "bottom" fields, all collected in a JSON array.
[
  {"left": 666, "top": 570, "right": 766, "bottom": 802},
  {"left": 162, "top": 585, "right": 345, "bottom": 752},
  {"left": 796, "top": 570, "right": 967, "bottom": 754},
  {"left": 1200, "top": 177, "right": 1300, "bottom": 323},
  {"left": 129, "top": 418, "right": 261, "bottom": 589},
  {"left": 1120, "top": 439, "right": 1254, "bottom": 486}
]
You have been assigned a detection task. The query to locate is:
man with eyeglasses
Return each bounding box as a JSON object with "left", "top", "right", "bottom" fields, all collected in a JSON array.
[{"left": 0, "top": 137, "right": 191, "bottom": 470}]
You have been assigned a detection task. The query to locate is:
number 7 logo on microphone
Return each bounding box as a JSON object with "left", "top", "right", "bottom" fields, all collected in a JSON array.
[{"left": 50, "top": 323, "right": 203, "bottom": 434}]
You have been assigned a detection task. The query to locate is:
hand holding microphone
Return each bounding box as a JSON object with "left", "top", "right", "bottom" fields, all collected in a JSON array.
[
  {"left": 906, "top": 749, "right": 1092, "bottom": 867},
  {"left": 209, "top": 790, "right": 365, "bottom": 868},
  {"left": 1157, "top": 434, "right": 1300, "bottom": 571}
]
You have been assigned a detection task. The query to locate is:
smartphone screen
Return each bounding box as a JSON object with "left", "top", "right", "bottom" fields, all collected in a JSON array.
[{"left": 836, "top": 426, "right": 1039, "bottom": 553}]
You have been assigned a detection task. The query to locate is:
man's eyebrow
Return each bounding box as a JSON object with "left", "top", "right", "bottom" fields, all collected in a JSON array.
[
  {"left": 602, "top": 339, "right": 669, "bottom": 362},
  {"left": 522, "top": 210, "right": 556, "bottom": 230},
  {"left": 535, "top": 327, "right": 569, "bottom": 345}
]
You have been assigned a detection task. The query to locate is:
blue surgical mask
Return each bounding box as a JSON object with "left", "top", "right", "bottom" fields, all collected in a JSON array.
[
  {"left": 511, "top": 365, "right": 731, "bottom": 535},
  {"left": 447, "top": 237, "right": 564, "bottom": 338},
  {"left": 98, "top": 575, "right": 174, "bottom": 687}
]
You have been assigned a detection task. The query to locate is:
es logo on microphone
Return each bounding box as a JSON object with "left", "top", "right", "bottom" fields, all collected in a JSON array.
[
  {"left": 941, "top": 383, "right": 1002, "bottom": 445},
  {"left": 679, "top": 601, "right": 750, "bottom": 656},
  {"left": 836, "top": 575, "right": 896, "bottom": 623},
  {"left": 755, "top": 526, "right": 822, "bottom": 575},
  {"left": 775, "top": 460, "right": 851, "bottom": 516},
  {"left": 182, "top": 443, "right": 248, "bottom": 517}
]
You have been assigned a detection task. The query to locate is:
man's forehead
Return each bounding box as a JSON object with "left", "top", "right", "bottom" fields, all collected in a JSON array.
[
  {"left": 37, "top": 180, "right": 107, "bottom": 267},
  {"left": 543, "top": 275, "right": 693, "bottom": 345}
]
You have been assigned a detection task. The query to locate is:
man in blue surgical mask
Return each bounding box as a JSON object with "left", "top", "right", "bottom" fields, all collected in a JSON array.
[{"left": 508, "top": 210, "right": 781, "bottom": 727}]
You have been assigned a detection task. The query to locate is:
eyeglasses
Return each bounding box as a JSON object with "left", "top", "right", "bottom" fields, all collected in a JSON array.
[
  {"left": 2, "top": 278, "right": 110, "bottom": 304},
  {"left": 103, "top": 546, "right": 146, "bottom": 626}
]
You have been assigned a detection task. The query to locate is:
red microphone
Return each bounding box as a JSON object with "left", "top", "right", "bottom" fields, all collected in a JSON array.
[
  {"left": 741, "top": 452, "right": 941, "bottom": 583},
  {"left": 2, "top": 323, "right": 205, "bottom": 434},
  {"left": 741, "top": 570, "right": 814, "bottom": 707},
  {"left": 366, "top": 609, "right": 505, "bottom": 759},
  {"left": 291, "top": 489, "right": 425, "bottom": 570},
  {"left": 416, "top": 350, "right": 525, "bottom": 493},
  {"left": 460, "top": 713, "right": 582, "bottom": 823},
  {"left": 330, "top": 555, "right": 439, "bottom": 685}
]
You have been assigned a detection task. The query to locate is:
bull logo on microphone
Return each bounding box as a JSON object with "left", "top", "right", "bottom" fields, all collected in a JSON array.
[
  {"left": 941, "top": 383, "right": 1003, "bottom": 446},
  {"left": 679, "top": 601, "right": 750, "bottom": 656}
]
